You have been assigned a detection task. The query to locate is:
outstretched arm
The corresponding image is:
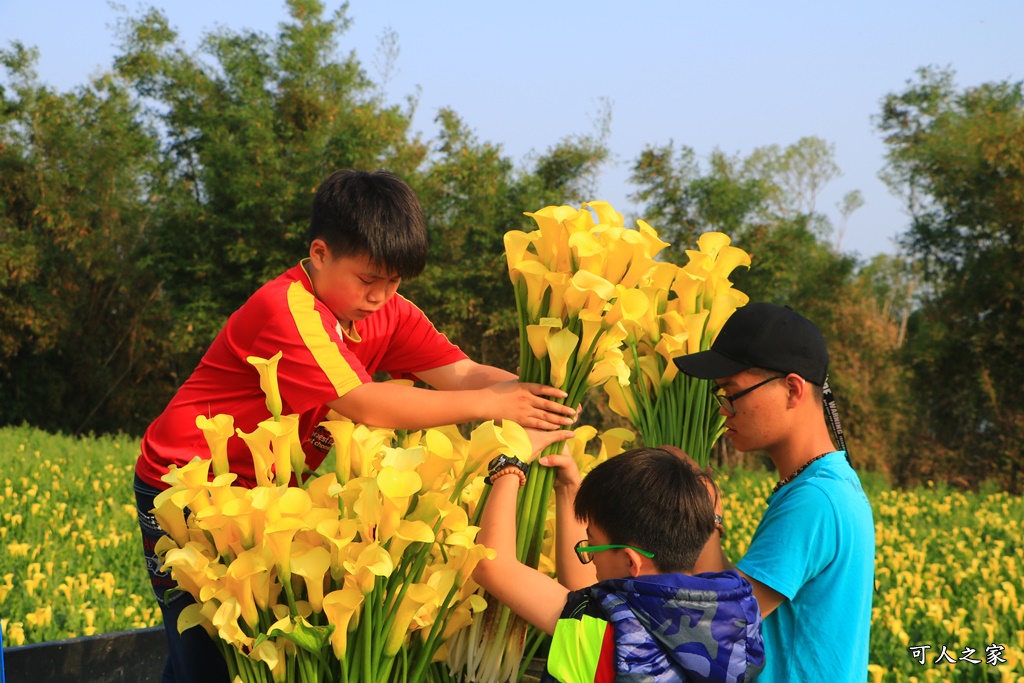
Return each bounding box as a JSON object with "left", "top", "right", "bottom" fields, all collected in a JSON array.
[
  {"left": 473, "top": 472, "right": 569, "bottom": 636},
  {"left": 327, "top": 378, "right": 576, "bottom": 431},
  {"left": 415, "top": 359, "right": 517, "bottom": 390}
]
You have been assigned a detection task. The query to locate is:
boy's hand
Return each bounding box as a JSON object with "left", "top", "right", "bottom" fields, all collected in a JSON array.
[
  {"left": 538, "top": 446, "right": 582, "bottom": 491},
  {"left": 484, "top": 381, "right": 577, "bottom": 430}
]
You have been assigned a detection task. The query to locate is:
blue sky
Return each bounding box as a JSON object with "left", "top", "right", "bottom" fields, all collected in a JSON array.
[{"left": 2, "top": 1, "right": 1022, "bottom": 259}]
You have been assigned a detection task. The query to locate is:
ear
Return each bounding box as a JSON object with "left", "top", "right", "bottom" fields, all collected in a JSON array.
[
  {"left": 784, "top": 373, "right": 808, "bottom": 409},
  {"left": 622, "top": 548, "right": 646, "bottom": 578},
  {"left": 309, "top": 238, "right": 330, "bottom": 267}
]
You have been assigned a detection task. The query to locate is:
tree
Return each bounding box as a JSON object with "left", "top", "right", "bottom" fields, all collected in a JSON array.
[
  {"left": 629, "top": 137, "right": 905, "bottom": 473},
  {"left": 0, "top": 43, "right": 171, "bottom": 433},
  {"left": 878, "top": 67, "right": 1024, "bottom": 490},
  {"left": 113, "top": 0, "right": 427, "bottom": 366}
]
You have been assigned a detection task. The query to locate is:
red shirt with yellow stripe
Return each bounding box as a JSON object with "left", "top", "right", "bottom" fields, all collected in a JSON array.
[{"left": 135, "top": 262, "right": 466, "bottom": 489}]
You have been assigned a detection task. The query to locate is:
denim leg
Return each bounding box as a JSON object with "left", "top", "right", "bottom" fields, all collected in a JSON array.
[{"left": 134, "top": 474, "right": 229, "bottom": 683}]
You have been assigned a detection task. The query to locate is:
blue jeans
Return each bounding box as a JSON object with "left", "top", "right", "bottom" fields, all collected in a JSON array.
[{"left": 134, "top": 474, "right": 229, "bottom": 683}]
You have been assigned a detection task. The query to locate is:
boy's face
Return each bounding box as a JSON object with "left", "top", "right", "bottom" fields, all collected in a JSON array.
[
  {"left": 308, "top": 240, "right": 401, "bottom": 327},
  {"left": 713, "top": 370, "right": 789, "bottom": 453}
]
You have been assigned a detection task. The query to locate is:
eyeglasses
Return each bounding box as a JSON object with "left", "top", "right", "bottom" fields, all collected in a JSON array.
[
  {"left": 713, "top": 375, "right": 787, "bottom": 415},
  {"left": 574, "top": 540, "right": 655, "bottom": 564}
]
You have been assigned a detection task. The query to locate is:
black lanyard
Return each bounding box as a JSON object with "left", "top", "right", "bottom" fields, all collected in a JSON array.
[{"left": 822, "top": 376, "right": 850, "bottom": 464}]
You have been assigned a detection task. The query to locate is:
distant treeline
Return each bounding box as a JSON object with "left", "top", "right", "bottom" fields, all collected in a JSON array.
[{"left": 2, "top": 2, "right": 1021, "bottom": 491}]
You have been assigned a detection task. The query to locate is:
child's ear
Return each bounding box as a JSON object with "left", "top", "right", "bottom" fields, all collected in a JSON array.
[
  {"left": 623, "top": 549, "right": 645, "bottom": 578},
  {"left": 309, "top": 238, "right": 329, "bottom": 266}
]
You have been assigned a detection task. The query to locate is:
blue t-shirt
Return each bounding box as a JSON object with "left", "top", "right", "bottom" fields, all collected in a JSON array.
[{"left": 736, "top": 451, "right": 874, "bottom": 682}]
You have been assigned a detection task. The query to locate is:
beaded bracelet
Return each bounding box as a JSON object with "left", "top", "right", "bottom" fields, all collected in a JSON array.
[{"left": 488, "top": 466, "right": 527, "bottom": 488}]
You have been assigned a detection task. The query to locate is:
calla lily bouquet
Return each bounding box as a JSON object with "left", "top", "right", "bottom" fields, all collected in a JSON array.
[
  {"left": 152, "top": 365, "right": 539, "bottom": 683},
  {"left": 604, "top": 232, "right": 752, "bottom": 466}
]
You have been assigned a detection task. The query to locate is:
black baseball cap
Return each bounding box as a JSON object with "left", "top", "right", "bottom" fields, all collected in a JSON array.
[{"left": 672, "top": 303, "right": 829, "bottom": 385}]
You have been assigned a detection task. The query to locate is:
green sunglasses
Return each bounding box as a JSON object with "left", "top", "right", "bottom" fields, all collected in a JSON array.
[{"left": 574, "top": 540, "right": 655, "bottom": 564}]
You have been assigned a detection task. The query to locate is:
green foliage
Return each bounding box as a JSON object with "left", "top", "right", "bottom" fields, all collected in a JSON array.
[
  {"left": 113, "top": 0, "right": 427, "bottom": 361},
  {"left": 879, "top": 67, "right": 1024, "bottom": 491},
  {"left": 0, "top": 43, "right": 173, "bottom": 434}
]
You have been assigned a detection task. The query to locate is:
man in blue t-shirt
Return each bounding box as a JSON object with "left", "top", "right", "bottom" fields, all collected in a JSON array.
[{"left": 673, "top": 303, "right": 875, "bottom": 682}]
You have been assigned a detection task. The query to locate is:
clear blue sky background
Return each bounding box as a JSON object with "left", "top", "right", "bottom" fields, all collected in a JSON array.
[{"left": 2, "top": 1, "right": 1022, "bottom": 260}]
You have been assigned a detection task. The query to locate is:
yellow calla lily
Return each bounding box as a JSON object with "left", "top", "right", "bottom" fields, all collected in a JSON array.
[
  {"left": 696, "top": 231, "right": 733, "bottom": 259},
  {"left": 246, "top": 351, "right": 284, "bottom": 420},
  {"left": 258, "top": 415, "right": 302, "bottom": 486},
  {"left": 235, "top": 424, "right": 276, "bottom": 488},
  {"left": 349, "top": 424, "right": 395, "bottom": 479},
  {"left": 603, "top": 377, "right": 639, "bottom": 422},
  {"left": 247, "top": 640, "right": 283, "bottom": 680},
  {"left": 377, "top": 465, "right": 422, "bottom": 541},
  {"left": 177, "top": 602, "right": 213, "bottom": 638},
  {"left": 565, "top": 270, "right": 615, "bottom": 316},
  {"left": 597, "top": 239, "right": 637, "bottom": 287},
  {"left": 440, "top": 593, "right": 488, "bottom": 642},
  {"left": 418, "top": 430, "right": 458, "bottom": 492},
  {"left": 568, "top": 230, "right": 606, "bottom": 275},
  {"left": 706, "top": 291, "right": 747, "bottom": 347},
  {"left": 465, "top": 421, "right": 532, "bottom": 476},
  {"left": 151, "top": 494, "right": 191, "bottom": 547},
  {"left": 671, "top": 269, "right": 706, "bottom": 315},
  {"left": 511, "top": 260, "right": 552, "bottom": 320},
  {"left": 227, "top": 545, "right": 273, "bottom": 613},
  {"left": 598, "top": 428, "right": 636, "bottom": 461},
  {"left": 654, "top": 333, "right": 689, "bottom": 385},
  {"left": 322, "top": 588, "right": 364, "bottom": 659},
  {"left": 603, "top": 288, "right": 649, "bottom": 330},
  {"left": 290, "top": 543, "right": 332, "bottom": 612},
  {"left": 526, "top": 318, "right": 561, "bottom": 360},
  {"left": 525, "top": 205, "right": 576, "bottom": 272},
  {"left": 583, "top": 200, "right": 624, "bottom": 228},
  {"left": 318, "top": 419, "right": 355, "bottom": 484},
  {"left": 646, "top": 261, "right": 679, "bottom": 291},
  {"left": 588, "top": 347, "right": 630, "bottom": 387},
  {"left": 710, "top": 245, "right": 752, "bottom": 280},
  {"left": 682, "top": 311, "right": 710, "bottom": 355},
  {"left": 636, "top": 354, "right": 662, "bottom": 393},
  {"left": 343, "top": 542, "right": 394, "bottom": 594},
  {"left": 543, "top": 272, "right": 571, "bottom": 319},
  {"left": 503, "top": 230, "right": 538, "bottom": 274},
  {"left": 386, "top": 519, "right": 435, "bottom": 566},
  {"left": 384, "top": 584, "right": 440, "bottom": 656},
  {"left": 635, "top": 219, "right": 672, "bottom": 258},
  {"left": 262, "top": 516, "right": 307, "bottom": 583},
  {"left": 195, "top": 414, "right": 235, "bottom": 478},
  {"left": 545, "top": 326, "right": 580, "bottom": 390},
  {"left": 314, "top": 518, "right": 360, "bottom": 583}
]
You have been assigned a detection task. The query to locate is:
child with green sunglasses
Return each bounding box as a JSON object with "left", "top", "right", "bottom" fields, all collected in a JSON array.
[{"left": 473, "top": 442, "right": 764, "bottom": 682}]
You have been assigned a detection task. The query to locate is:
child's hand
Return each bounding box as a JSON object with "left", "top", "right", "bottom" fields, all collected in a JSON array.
[
  {"left": 538, "top": 446, "right": 582, "bottom": 491},
  {"left": 483, "top": 381, "right": 577, "bottom": 430}
]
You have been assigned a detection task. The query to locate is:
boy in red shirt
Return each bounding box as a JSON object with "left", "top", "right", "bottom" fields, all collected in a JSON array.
[{"left": 135, "top": 169, "right": 576, "bottom": 682}]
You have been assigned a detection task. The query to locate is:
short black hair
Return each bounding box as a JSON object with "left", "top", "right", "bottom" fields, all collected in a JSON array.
[
  {"left": 309, "top": 169, "right": 428, "bottom": 279},
  {"left": 573, "top": 448, "right": 717, "bottom": 573}
]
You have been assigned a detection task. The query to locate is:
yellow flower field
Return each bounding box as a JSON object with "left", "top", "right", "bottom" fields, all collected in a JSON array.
[{"left": 1, "top": 425, "right": 1022, "bottom": 681}]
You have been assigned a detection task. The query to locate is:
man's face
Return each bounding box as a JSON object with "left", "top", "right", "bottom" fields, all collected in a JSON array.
[
  {"left": 713, "top": 370, "right": 789, "bottom": 453},
  {"left": 309, "top": 243, "right": 401, "bottom": 327}
]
